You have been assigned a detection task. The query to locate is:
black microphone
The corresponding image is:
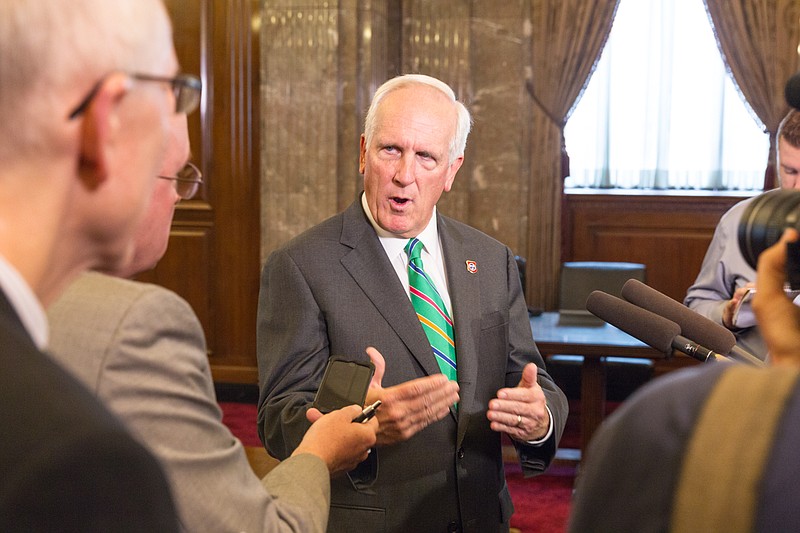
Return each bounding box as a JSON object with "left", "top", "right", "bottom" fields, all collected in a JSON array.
[
  {"left": 586, "top": 291, "right": 729, "bottom": 363},
  {"left": 621, "top": 279, "right": 736, "bottom": 352},
  {"left": 786, "top": 71, "right": 800, "bottom": 110},
  {"left": 621, "top": 279, "right": 764, "bottom": 367}
]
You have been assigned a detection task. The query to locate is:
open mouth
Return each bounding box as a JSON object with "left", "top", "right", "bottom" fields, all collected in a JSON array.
[{"left": 391, "top": 196, "right": 411, "bottom": 206}]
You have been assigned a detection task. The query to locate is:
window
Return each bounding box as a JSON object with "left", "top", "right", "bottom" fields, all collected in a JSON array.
[{"left": 564, "top": 0, "right": 769, "bottom": 191}]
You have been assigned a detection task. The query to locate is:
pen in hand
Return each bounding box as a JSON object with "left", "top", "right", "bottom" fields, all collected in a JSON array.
[{"left": 352, "top": 400, "right": 382, "bottom": 423}]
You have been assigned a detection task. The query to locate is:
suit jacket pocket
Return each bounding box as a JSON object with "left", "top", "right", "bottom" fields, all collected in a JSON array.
[
  {"left": 480, "top": 309, "right": 508, "bottom": 331},
  {"left": 328, "top": 504, "right": 385, "bottom": 533}
]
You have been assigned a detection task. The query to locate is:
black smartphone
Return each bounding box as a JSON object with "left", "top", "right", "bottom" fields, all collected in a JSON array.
[{"left": 312, "top": 356, "right": 375, "bottom": 414}]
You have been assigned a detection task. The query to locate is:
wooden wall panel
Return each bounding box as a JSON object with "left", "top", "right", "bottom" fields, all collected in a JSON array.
[
  {"left": 137, "top": 225, "right": 215, "bottom": 349},
  {"left": 138, "top": 0, "right": 262, "bottom": 384},
  {"left": 563, "top": 192, "right": 751, "bottom": 303}
]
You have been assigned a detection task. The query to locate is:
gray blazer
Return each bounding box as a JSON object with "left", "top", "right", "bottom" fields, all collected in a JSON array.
[
  {"left": 257, "top": 199, "right": 568, "bottom": 533},
  {"left": 47, "top": 272, "right": 330, "bottom": 533}
]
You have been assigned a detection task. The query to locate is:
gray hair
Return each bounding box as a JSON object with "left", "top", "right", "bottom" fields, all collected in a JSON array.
[
  {"left": 0, "top": 0, "right": 172, "bottom": 158},
  {"left": 363, "top": 74, "right": 472, "bottom": 164}
]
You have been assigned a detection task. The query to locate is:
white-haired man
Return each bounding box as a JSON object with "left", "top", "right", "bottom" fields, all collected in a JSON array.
[
  {"left": 0, "top": 0, "right": 188, "bottom": 530},
  {"left": 257, "top": 74, "right": 568, "bottom": 532}
]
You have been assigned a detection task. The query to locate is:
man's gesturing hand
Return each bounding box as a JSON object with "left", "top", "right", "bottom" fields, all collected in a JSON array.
[
  {"left": 364, "top": 346, "right": 459, "bottom": 446},
  {"left": 486, "top": 363, "right": 550, "bottom": 442}
]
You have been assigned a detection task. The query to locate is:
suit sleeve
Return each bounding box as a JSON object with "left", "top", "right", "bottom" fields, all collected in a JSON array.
[
  {"left": 96, "top": 286, "right": 329, "bottom": 533},
  {"left": 504, "top": 247, "right": 568, "bottom": 475},
  {"left": 256, "top": 248, "right": 329, "bottom": 459}
]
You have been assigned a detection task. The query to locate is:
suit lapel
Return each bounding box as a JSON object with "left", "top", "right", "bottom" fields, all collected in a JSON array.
[
  {"left": 439, "top": 215, "right": 481, "bottom": 438},
  {"left": 339, "top": 201, "right": 442, "bottom": 378}
]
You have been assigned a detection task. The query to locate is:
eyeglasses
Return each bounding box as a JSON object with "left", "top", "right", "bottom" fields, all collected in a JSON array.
[
  {"left": 158, "top": 162, "right": 203, "bottom": 200},
  {"left": 68, "top": 73, "right": 201, "bottom": 120}
]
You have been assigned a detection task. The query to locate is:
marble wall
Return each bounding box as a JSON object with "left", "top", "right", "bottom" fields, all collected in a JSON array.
[{"left": 260, "top": 0, "right": 538, "bottom": 276}]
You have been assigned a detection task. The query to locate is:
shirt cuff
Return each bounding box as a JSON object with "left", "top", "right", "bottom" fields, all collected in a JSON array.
[{"left": 524, "top": 405, "right": 554, "bottom": 446}]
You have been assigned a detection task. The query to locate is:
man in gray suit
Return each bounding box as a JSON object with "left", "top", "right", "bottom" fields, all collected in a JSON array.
[
  {"left": 257, "top": 74, "right": 568, "bottom": 532},
  {"left": 47, "top": 113, "right": 378, "bottom": 530}
]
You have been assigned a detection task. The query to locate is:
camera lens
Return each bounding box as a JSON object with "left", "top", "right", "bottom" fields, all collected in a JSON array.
[{"left": 738, "top": 189, "right": 800, "bottom": 269}]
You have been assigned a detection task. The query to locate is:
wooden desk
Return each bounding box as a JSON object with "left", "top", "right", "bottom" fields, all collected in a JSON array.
[{"left": 530, "top": 312, "right": 666, "bottom": 452}]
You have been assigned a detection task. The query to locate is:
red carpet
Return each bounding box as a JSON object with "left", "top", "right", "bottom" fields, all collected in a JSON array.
[
  {"left": 220, "top": 401, "right": 575, "bottom": 532},
  {"left": 220, "top": 401, "right": 262, "bottom": 447},
  {"left": 506, "top": 462, "right": 574, "bottom": 532}
]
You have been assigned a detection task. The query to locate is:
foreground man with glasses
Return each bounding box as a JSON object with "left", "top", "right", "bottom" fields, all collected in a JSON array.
[
  {"left": 47, "top": 94, "right": 377, "bottom": 533},
  {"left": 0, "top": 0, "right": 183, "bottom": 530}
]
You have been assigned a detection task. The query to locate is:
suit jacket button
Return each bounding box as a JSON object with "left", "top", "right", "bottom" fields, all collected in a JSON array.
[
  {"left": 457, "top": 447, "right": 465, "bottom": 460},
  {"left": 447, "top": 520, "right": 460, "bottom": 532}
]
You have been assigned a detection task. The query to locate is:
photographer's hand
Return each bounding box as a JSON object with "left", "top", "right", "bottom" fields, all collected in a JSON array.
[{"left": 753, "top": 228, "right": 800, "bottom": 365}]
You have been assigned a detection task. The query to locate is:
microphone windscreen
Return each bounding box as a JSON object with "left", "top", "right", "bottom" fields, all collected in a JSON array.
[
  {"left": 787, "top": 72, "right": 800, "bottom": 110},
  {"left": 621, "top": 279, "right": 737, "bottom": 355},
  {"left": 586, "top": 291, "right": 680, "bottom": 354}
]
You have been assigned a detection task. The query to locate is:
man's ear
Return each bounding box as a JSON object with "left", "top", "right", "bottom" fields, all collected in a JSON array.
[
  {"left": 443, "top": 155, "right": 463, "bottom": 192},
  {"left": 77, "top": 73, "right": 130, "bottom": 189},
  {"left": 359, "top": 134, "right": 367, "bottom": 174}
]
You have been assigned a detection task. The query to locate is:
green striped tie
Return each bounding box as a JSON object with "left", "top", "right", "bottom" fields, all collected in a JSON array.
[{"left": 405, "top": 238, "right": 457, "bottom": 381}]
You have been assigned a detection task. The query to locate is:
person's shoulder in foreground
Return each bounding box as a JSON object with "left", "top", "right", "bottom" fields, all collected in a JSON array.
[
  {"left": 571, "top": 226, "right": 800, "bottom": 532},
  {"left": 570, "top": 359, "right": 800, "bottom": 533},
  {"left": 568, "top": 363, "right": 729, "bottom": 532},
  {"left": 0, "top": 290, "right": 176, "bottom": 532},
  {"left": 47, "top": 271, "right": 332, "bottom": 533}
]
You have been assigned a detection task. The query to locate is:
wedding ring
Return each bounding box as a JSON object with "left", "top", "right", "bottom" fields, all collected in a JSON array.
[{"left": 516, "top": 414, "right": 522, "bottom": 427}]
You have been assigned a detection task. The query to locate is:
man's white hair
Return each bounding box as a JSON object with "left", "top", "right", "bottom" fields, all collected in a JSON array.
[
  {"left": 363, "top": 74, "right": 472, "bottom": 164},
  {"left": 0, "top": 0, "right": 173, "bottom": 159}
]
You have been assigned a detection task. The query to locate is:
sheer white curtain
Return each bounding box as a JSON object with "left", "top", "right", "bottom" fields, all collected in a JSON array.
[{"left": 564, "top": 0, "right": 770, "bottom": 191}]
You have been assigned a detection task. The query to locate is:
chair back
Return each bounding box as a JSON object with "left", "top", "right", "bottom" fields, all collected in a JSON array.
[{"left": 558, "top": 261, "right": 646, "bottom": 326}]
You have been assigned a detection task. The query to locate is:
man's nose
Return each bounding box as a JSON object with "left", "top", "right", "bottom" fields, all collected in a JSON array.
[{"left": 392, "top": 156, "right": 415, "bottom": 186}]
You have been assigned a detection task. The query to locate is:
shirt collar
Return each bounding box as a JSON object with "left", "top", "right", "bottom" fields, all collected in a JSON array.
[{"left": 0, "top": 254, "right": 48, "bottom": 350}]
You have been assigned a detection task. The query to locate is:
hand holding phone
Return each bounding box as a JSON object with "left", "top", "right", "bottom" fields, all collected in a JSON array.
[{"left": 312, "top": 356, "right": 375, "bottom": 414}]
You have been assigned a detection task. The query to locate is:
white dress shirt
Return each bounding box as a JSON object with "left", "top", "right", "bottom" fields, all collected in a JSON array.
[{"left": 0, "top": 253, "right": 48, "bottom": 349}]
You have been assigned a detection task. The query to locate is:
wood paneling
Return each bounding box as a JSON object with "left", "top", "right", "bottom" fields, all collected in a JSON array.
[
  {"left": 136, "top": 0, "right": 262, "bottom": 383},
  {"left": 563, "top": 191, "right": 752, "bottom": 303}
]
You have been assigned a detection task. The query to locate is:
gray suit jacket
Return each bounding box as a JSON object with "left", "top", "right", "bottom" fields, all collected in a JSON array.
[
  {"left": 47, "top": 272, "right": 330, "bottom": 533},
  {"left": 257, "top": 199, "right": 568, "bottom": 533}
]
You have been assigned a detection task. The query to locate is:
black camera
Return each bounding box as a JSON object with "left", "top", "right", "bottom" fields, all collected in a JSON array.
[{"left": 738, "top": 188, "right": 800, "bottom": 289}]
